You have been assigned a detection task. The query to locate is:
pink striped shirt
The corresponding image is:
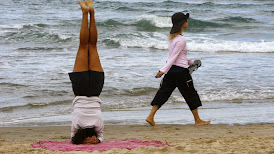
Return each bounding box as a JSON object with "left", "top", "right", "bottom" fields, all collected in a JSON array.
[{"left": 160, "top": 35, "right": 194, "bottom": 74}]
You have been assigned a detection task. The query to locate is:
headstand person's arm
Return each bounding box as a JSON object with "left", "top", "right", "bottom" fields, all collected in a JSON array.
[{"left": 96, "top": 126, "right": 104, "bottom": 142}]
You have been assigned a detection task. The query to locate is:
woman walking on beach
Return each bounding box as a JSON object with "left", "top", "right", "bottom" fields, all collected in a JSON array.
[
  {"left": 69, "top": 0, "right": 104, "bottom": 144},
  {"left": 146, "top": 12, "right": 210, "bottom": 126}
]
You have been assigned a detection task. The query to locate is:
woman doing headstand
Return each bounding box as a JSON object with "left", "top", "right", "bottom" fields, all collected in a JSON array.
[{"left": 69, "top": 0, "right": 104, "bottom": 144}]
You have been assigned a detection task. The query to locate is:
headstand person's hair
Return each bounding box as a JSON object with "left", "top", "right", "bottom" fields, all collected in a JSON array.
[{"left": 71, "top": 127, "right": 97, "bottom": 144}]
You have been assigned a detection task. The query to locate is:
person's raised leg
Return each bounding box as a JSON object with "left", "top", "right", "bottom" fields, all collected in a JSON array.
[
  {"left": 86, "top": 0, "right": 103, "bottom": 72},
  {"left": 191, "top": 108, "right": 211, "bottom": 125},
  {"left": 73, "top": 1, "right": 90, "bottom": 72}
]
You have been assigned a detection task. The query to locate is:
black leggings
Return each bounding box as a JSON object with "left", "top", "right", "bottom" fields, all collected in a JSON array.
[{"left": 151, "top": 66, "right": 202, "bottom": 111}]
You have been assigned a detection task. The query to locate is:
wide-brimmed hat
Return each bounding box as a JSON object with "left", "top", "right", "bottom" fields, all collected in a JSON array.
[{"left": 170, "top": 12, "right": 189, "bottom": 34}]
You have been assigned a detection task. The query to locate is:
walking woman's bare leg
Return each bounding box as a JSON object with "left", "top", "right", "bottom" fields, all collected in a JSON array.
[
  {"left": 86, "top": 0, "right": 103, "bottom": 72},
  {"left": 73, "top": 1, "right": 90, "bottom": 72},
  {"left": 146, "top": 105, "right": 159, "bottom": 126},
  {"left": 191, "top": 108, "right": 211, "bottom": 125}
]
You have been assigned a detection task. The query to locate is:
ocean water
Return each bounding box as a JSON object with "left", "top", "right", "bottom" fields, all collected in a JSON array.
[{"left": 0, "top": 0, "right": 273, "bottom": 126}]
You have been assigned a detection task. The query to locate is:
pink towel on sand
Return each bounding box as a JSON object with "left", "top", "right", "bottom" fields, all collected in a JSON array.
[{"left": 31, "top": 139, "right": 174, "bottom": 152}]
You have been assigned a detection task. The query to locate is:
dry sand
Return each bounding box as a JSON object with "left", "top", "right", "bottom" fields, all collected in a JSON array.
[{"left": 0, "top": 124, "right": 273, "bottom": 154}]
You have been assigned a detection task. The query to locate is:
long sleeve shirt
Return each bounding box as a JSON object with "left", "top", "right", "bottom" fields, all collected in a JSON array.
[
  {"left": 160, "top": 35, "right": 194, "bottom": 74},
  {"left": 71, "top": 96, "right": 104, "bottom": 142}
]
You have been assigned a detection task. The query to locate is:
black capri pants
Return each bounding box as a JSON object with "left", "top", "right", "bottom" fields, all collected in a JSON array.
[
  {"left": 151, "top": 65, "right": 202, "bottom": 111},
  {"left": 69, "top": 70, "right": 104, "bottom": 97}
]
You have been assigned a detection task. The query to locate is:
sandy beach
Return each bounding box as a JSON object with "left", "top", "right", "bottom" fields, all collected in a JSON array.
[{"left": 0, "top": 124, "right": 273, "bottom": 154}]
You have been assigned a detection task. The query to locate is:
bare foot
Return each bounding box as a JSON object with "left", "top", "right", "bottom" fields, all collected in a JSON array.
[
  {"left": 85, "top": 0, "right": 94, "bottom": 11},
  {"left": 195, "top": 120, "right": 211, "bottom": 126},
  {"left": 146, "top": 118, "right": 157, "bottom": 126},
  {"left": 78, "top": 1, "right": 89, "bottom": 13}
]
